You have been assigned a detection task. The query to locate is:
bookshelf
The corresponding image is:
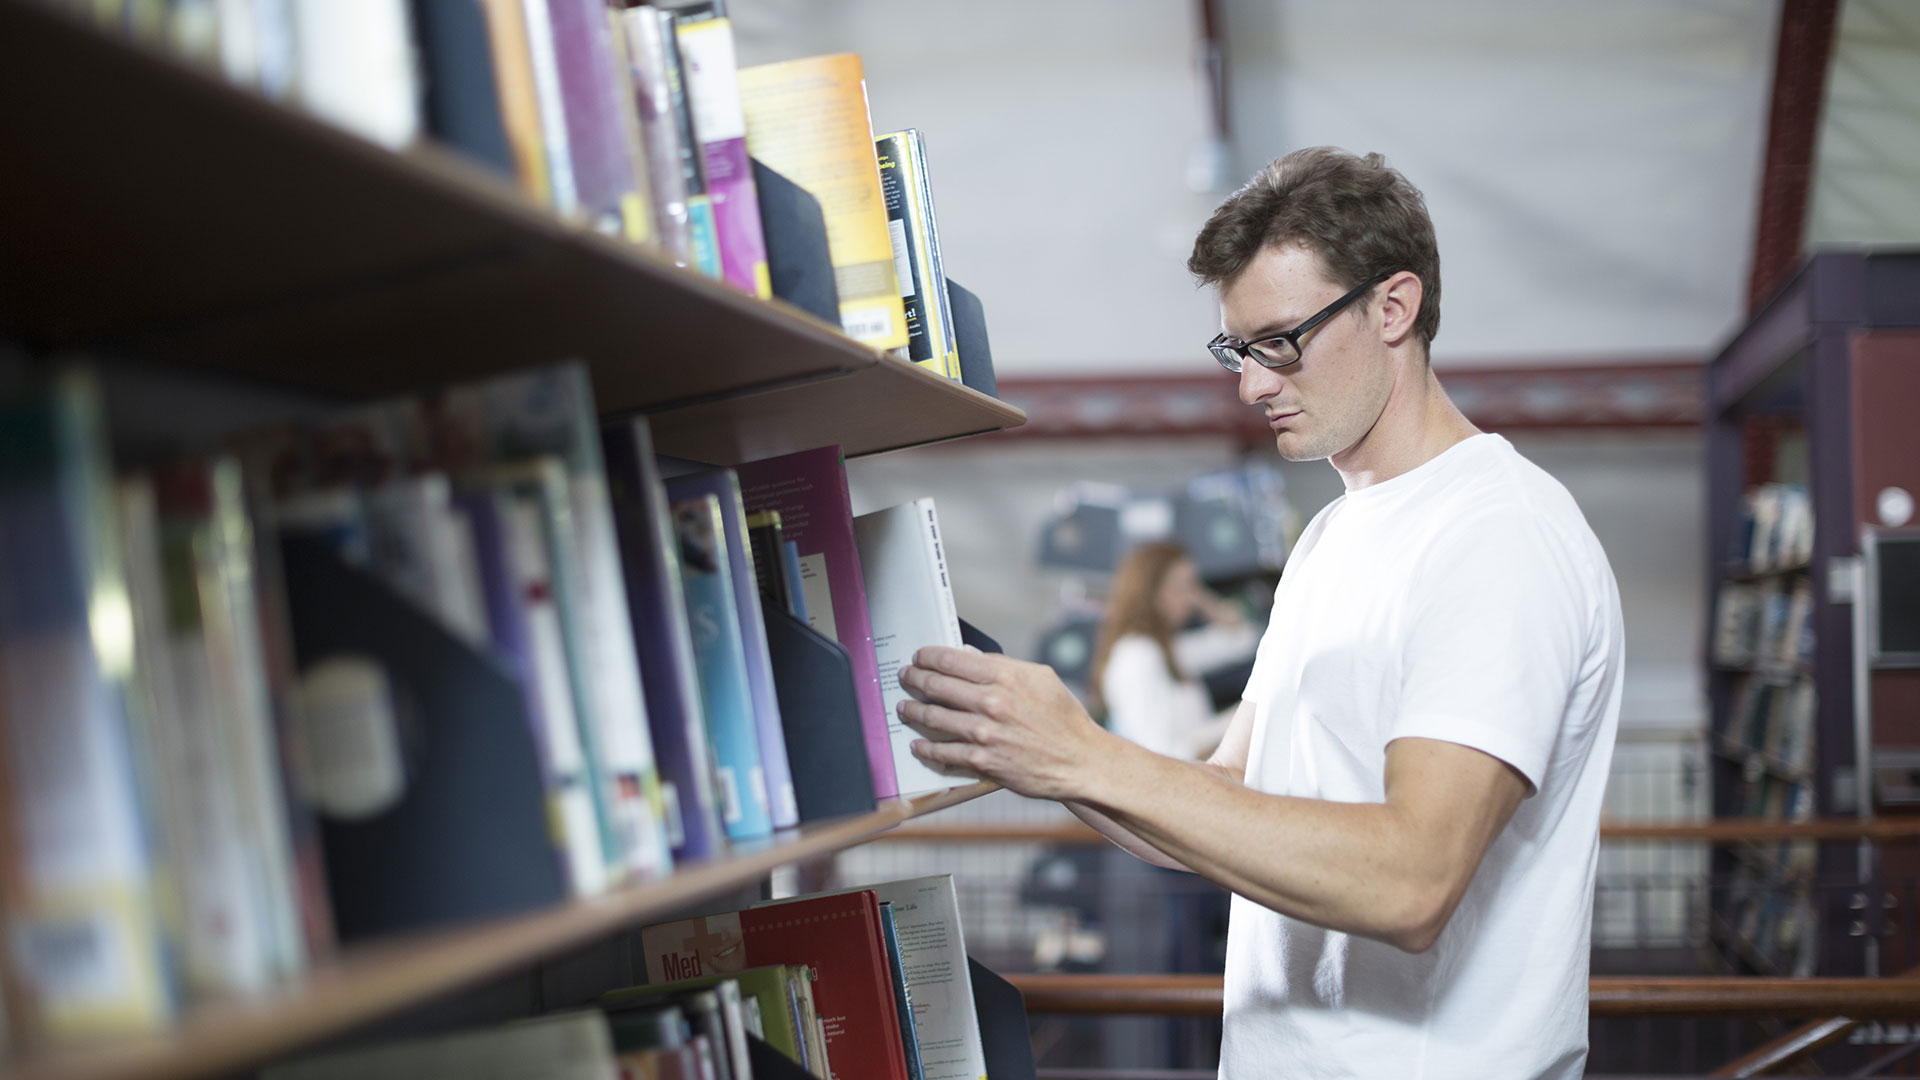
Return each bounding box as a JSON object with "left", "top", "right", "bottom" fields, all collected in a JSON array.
[
  {"left": 5, "top": 783, "right": 994, "bottom": 1080},
  {"left": 1705, "top": 250, "right": 1920, "bottom": 976},
  {"left": 0, "top": 1, "right": 1023, "bottom": 465},
  {"left": 0, "top": 2, "right": 1027, "bottom": 1077}
]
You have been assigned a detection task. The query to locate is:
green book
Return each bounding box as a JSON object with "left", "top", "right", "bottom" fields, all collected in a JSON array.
[{"left": 603, "top": 964, "right": 806, "bottom": 1071}]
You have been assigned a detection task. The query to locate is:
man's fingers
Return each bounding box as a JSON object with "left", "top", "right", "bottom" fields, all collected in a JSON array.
[
  {"left": 897, "top": 699, "right": 982, "bottom": 742},
  {"left": 911, "top": 644, "right": 1007, "bottom": 684},
  {"left": 899, "top": 664, "right": 993, "bottom": 713},
  {"left": 910, "top": 738, "right": 987, "bottom": 780}
]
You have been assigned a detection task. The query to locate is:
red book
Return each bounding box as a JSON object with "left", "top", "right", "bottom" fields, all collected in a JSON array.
[{"left": 640, "top": 891, "right": 907, "bottom": 1080}]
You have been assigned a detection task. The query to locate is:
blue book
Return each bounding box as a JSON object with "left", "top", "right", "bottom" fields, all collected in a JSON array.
[
  {"left": 663, "top": 470, "right": 798, "bottom": 830},
  {"left": 671, "top": 494, "right": 773, "bottom": 841},
  {"left": 601, "top": 420, "right": 726, "bottom": 862}
]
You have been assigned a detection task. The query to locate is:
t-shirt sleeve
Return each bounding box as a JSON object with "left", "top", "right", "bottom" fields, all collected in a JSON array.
[{"left": 1390, "top": 509, "right": 1591, "bottom": 795}]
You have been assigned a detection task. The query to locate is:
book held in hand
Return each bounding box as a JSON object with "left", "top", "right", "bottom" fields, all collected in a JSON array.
[{"left": 854, "top": 499, "right": 967, "bottom": 797}]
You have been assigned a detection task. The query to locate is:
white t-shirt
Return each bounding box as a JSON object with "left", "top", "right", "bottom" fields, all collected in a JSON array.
[
  {"left": 1103, "top": 624, "right": 1258, "bottom": 759},
  {"left": 1224, "top": 434, "right": 1623, "bottom": 1080}
]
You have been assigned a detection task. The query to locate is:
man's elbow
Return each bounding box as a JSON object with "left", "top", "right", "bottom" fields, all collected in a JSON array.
[{"left": 1381, "top": 886, "right": 1459, "bottom": 954}]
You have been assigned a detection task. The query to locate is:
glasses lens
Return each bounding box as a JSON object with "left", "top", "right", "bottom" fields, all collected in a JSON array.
[
  {"left": 1209, "top": 344, "right": 1244, "bottom": 373},
  {"left": 1249, "top": 338, "right": 1299, "bottom": 369}
]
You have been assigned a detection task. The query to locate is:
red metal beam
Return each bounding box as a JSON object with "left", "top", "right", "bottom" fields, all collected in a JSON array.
[
  {"left": 988, "top": 360, "right": 1705, "bottom": 442},
  {"left": 1748, "top": 0, "right": 1841, "bottom": 313}
]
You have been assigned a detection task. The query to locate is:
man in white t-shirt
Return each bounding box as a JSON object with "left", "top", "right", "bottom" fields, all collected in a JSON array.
[{"left": 897, "top": 146, "right": 1622, "bottom": 1078}]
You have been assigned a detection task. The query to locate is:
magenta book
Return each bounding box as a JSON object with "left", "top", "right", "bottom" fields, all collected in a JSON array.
[{"left": 734, "top": 446, "right": 898, "bottom": 798}]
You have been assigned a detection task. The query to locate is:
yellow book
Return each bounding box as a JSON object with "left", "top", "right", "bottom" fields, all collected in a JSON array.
[
  {"left": 737, "top": 54, "right": 909, "bottom": 351},
  {"left": 478, "top": 0, "right": 552, "bottom": 207}
]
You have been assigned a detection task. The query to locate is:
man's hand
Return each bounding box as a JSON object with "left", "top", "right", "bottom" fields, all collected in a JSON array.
[{"left": 897, "top": 645, "right": 1114, "bottom": 802}]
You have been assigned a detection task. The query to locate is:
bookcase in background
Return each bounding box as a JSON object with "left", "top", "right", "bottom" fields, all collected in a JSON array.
[
  {"left": 1705, "top": 250, "right": 1920, "bottom": 978},
  {"left": 0, "top": 3, "right": 1024, "bottom": 1077}
]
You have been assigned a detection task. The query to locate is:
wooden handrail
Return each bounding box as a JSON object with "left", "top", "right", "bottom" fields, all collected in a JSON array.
[
  {"left": 1006, "top": 973, "right": 1920, "bottom": 1019},
  {"left": 878, "top": 817, "right": 1920, "bottom": 845}
]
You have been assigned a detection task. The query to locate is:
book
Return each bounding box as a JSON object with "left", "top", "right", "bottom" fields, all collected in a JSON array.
[
  {"left": 486, "top": 461, "right": 613, "bottom": 895},
  {"left": 415, "top": 366, "right": 673, "bottom": 882},
  {"left": 541, "top": 0, "right": 652, "bottom": 241},
  {"left": 477, "top": 0, "right": 552, "bottom": 204},
  {"left": 738, "top": 53, "right": 909, "bottom": 349},
  {"left": 619, "top": 5, "right": 694, "bottom": 264},
  {"left": 602, "top": 419, "right": 726, "bottom": 862},
  {"left": 672, "top": 10, "right": 770, "bottom": 298},
  {"left": 854, "top": 499, "right": 966, "bottom": 797},
  {"left": 672, "top": 494, "right": 774, "bottom": 841},
  {"left": 664, "top": 469, "right": 798, "bottom": 830},
  {"left": 646, "top": 6, "right": 723, "bottom": 280},
  {"left": 746, "top": 510, "right": 793, "bottom": 615},
  {"left": 410, "top": 0, "right": 515, "bottom": 179},
  {"left": 877, "top": 902, "right": 926, "bottom": 1080},
  {"left": 0, "top": 369, "right": 173, "bottom": 1043},
  {"left": 607, "top": 968, "right": 811, "bottom": 1076},
  {"left": 286, "top": 0, "right": 420, "bottom": 148},
  {"left": 797, "top": 876, "right": 985, "bottom": 1080},
  {"left": 875, "top": 130, "right": 958, "bottom": 381},
  {"left": 264, "top": 1009, "right": 619, "bottom": 1080},
  {"left": 735, "top": 446, "right": 897, "bottom": 799},
  {"left": 641, "top": 891, "right": 908, "bottom": 1080}
]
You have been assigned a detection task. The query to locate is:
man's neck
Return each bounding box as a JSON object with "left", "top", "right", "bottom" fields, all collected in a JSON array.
[{"left": 1330, "top": 360, "right": 1480, "bottom": 493}]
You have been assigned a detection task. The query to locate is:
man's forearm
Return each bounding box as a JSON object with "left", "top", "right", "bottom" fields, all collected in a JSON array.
[
  {"left": 1065, "top": 800, "right": 1189, "bottom": 870},
  {"left": 1069, "top": 737, "right": 1459, "bottom": 951}
]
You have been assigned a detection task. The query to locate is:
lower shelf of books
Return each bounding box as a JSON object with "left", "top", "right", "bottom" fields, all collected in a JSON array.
[{"left": 5, "top": 782, "right": 994, "bottom": 1080}]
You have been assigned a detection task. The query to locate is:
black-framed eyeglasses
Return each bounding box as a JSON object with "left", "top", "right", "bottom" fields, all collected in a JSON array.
[{"left": 1207, "top": 270, "right": 1395, "bottom": 373}]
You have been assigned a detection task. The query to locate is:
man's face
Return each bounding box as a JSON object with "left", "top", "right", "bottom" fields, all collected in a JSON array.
[{"left": 1217, "top": 244, "right": 1396, "bottom": 464}]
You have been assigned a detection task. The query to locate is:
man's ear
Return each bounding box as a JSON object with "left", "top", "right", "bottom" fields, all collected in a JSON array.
[{"left": 1378, "top": 271, "right": 1423, "bottom": 350}]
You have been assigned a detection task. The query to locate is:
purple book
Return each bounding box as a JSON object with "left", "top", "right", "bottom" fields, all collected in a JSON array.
[
  {"left": 600, "top": 419, "right": 727, "bottom": 861},
  {"left": 734, "top": 446, "right": 898, "bottom": 799},
  {"left": 546, "top": 0, "right": 644, "bottom": 239},
  {"left": 672, "top": 14, "right": 770, "bottom": 298}
]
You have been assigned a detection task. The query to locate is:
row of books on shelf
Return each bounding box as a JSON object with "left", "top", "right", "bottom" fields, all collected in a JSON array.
[
  {"left": 266, "top": 873, "right": 1009, "bottom": 1080},
  {"left": 1719, "top": 673, "right": 1816, "bottom": 781},
  {"left": 1720, "top": 869, "right": 1817, "bottom": 977},
  {"left": 1730, "top": 481, "right": 1815, "bottom": 576},
  {"left": 50, "top": 0, "right": 972, "bottom": 381},
  {"left": 0, "top": 358, "right": 976, "bottom": 1051},
  {"left": 1711, "top": 572, "right": 1814, "bottom": 671}
]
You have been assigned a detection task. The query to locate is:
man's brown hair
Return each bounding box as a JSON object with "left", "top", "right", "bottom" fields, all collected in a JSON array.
[{"left": 1188, "top": 147, "right": 1441, "bottom": 352}]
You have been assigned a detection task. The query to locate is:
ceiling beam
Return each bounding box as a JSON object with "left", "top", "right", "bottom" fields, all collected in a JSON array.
[{"left": 1748, "top": 0, "right": 1842, "bottom": 313}]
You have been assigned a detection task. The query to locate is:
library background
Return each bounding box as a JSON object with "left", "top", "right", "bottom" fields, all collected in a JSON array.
[{"left": 1, "top": 0, "right": 1918, "bottom": 1077}]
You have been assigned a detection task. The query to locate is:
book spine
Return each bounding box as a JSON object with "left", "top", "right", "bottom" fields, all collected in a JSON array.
[
  {"left": 603, "top": 7, "right": 657, "bottom": 247},
  {"left": 477, "top": 0, "right": 553, "bottom": 205},
  {"left": 673, "top": 16, "right": 769, "bottom": 298},
  {"left": 877, "top": 903, "right": 925, "bottom": 1080},
  {"left": 0, "top": 370, "right": 173, "bottom": 1043},
  {"left": 287, "top": 0, "right": 420, "bottom": 148},
  {"left": 619, "top": 7, "right": 694, "bottom": 264},
  {"left": 520, "top": 0, "right": 578, "bottom": 215},
  {"left": 543, "top": 0, "right": 643, "bottom": 238},
  {"left": 709, "top": 480, "right": 797, "bottom": 830},
  {"left": 672, "top": 497, "right": 773, "bottom": 841},
  {"left": 875, "top": 133, "right": 944, "bottom": 379},
  {"left": 900, "top": 132, "right": 961, "bottom": 382},
  {"left": 920, "top": 499, "right": 963, "bottom": 652},
  {"left": 502, "top": 491, "right": 609, "bottom": 896}
]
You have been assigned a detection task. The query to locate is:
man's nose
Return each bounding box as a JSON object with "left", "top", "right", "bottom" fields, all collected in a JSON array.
[{"left": 1238, "top": 361, "right": 1284, "bottom": 406}]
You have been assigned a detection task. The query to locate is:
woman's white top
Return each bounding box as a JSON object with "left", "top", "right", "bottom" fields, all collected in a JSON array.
[{"left": 1100, "top": 623, "right": 1257, "bottom": 760}]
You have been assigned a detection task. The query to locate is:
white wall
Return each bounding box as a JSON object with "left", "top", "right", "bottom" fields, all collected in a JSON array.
[{"left": 731, "top": 0, "right": 1779, "bottom": 375}]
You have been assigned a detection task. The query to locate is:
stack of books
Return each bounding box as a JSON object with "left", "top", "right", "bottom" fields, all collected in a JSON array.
[
  {"left": 0, "top": 359, "right": 979, "bottom": 1052},
  {"left": 51, "top": 0, "right": 973, "bottom": 384},
  {"left": 264, "top": 874, "right": 996, "bottom": 1080}
]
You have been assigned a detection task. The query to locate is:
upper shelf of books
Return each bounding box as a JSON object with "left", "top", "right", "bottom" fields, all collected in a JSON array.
[{"left": 0, "top": 2, "right": 1023, "bottom": 464}]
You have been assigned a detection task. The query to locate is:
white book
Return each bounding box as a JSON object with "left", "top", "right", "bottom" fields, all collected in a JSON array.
[
  {"left": 287, "top": 0, "right": 420, "bottom": 148},
  {"left": 264, "top": 1009, "right": 620, "bottom": 1080},
  {"left": 853, "top": 498, "right": 965, "bottom": 797},
  {"left": 774, "top": 874, "right": 987, "bottom": 1080}
]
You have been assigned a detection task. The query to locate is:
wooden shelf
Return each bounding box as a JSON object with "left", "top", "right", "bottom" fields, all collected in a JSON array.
[
  {"left": 0, "top": 2, "right": 1022, "bottom": 463},
  {"left": 4, "top": 783, "right": 996, "bottom": 1080}
]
